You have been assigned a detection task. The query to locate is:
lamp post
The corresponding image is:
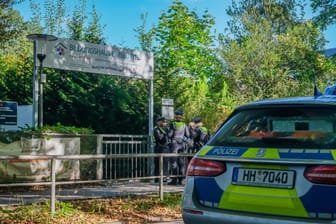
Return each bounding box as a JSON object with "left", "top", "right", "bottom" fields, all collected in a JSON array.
[{"left": 27, "top": 34, "right": 57, "bottom": 128}]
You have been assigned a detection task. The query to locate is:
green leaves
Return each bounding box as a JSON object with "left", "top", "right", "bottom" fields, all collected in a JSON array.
[
  {"left": 220, "top": 0, "right": 334, "bottom": 105},
  {"left": 311, "top": 0, "right": 336, "bottom": 30},
  {"left": 135, "top": 2, "right": 220, "bottom": 129},
  {"left": 1, "top": 0, "right": 336, "bottom": 134}
]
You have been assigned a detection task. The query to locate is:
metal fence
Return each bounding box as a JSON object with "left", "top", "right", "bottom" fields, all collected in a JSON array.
[
  {"left": 0, "top": 153, "right": 191, "bottom": 214},
  {"left": 0, "top": 134, "right": 194, "bottom": 214},
  {"left": 99, "top": 135, "right": 152, "bottom": 179}
]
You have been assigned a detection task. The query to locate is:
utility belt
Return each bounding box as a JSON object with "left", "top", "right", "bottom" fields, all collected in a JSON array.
[
  {"left": 154, "top": 142, "right": 169, "bottom": 147},
  {"left": 172, "top": 138, "right": 185, "bottom": 144}
]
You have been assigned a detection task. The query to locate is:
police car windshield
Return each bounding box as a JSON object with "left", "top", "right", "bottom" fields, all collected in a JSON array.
[{"left": 211, "top": 107, "right": 336, "bottom": 149}]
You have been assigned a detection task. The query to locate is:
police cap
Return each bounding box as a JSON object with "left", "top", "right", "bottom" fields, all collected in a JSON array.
[
  {"left": 193, "top": 117, "right": 202, "bottom": 123},
  {"left": 175, "top": 110, "right": 183, "bottom": 116},
  {"left": 156, "top": 116, "right": 166, "bottom": 122}
]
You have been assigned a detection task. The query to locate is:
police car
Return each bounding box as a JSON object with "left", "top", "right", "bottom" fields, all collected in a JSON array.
[{"left": 182, "top": 86, "right": 336, "bottom": 224}]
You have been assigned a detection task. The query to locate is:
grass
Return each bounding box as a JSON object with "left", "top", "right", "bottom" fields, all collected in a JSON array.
[{"left": 0, "top": 192, "right": 183, "bottom": 224}]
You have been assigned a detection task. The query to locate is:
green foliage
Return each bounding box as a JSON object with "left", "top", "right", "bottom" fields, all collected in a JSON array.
[
  {"left": 38, "top": 122, "right": 94, "bottom": 134},
  {"left": 0, "top": 123, "right": 93, "bottom": 144},
  {"left": 0, "top": 4, "right": 41, "bottom": 104},
  {"left": 0, "top": 47, "right": 33, "bottom": 104},
  {"left": 134, "top": 13, "right": 155, "bottom": 52},
  {"left": 0, "top": 200, "right": 75, "bottom": 223},
  {"left": 311, "top": 0, "right": 336, "bottom": 30},
  {"left": 0, "top": 0, "right": 23, "bottom": 45},
  {"left": 157, "top": 192, "right": 182, "bottom": 208},
  {"left": 54, "top": 200, "right": 76, "bottom": 216},
  {"left": 124, "top": 193, "right": 182, "bottom": 213},
  {"left": 220, "top": 0, "right": 331, "bottom": 105},
  {"left": 1, "top": 0, "right": 336, "bottom": 134},
  {"left": 135, "top": 0, "right": 228, "bottom": 131},
  {"left": 67, "top": 0, "right": 87, "bottom": 40},
  {"left": 0, "top": 129, "right": 36, "bottom": 144},
  {"left": 84, "top": 3, "right": 105, "bottom": 44},
  {"left": 44, "top": 0, "right": 66, "bottom": 35},
  {"left": 0, "top": 193, "right": 183, "bottom": 223},
  {"left": 44, "top": 70, "right": 149, "bottom": 133},
  {"left": 226, "top": 0, "right": 303, "bottom": 39}
]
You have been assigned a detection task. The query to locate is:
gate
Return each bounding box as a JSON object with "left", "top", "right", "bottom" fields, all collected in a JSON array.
[{"left": 100, "top": 135, "right": 151, "bottom": 180}]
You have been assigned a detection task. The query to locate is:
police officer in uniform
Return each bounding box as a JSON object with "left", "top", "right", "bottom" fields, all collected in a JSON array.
[
  {"left": 168, "top": 110, "right": 190, "bottom": 185},
  {"left": 153, "top": 116, "right": 169, "bottom": 182},
  {"left": 192, "top": 117, "right": 210, "bottom": 153}
]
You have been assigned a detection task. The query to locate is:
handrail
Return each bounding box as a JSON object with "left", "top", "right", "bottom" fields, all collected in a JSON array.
[{"left": 0, "top": 153, "right": 194, "bottom": 215}]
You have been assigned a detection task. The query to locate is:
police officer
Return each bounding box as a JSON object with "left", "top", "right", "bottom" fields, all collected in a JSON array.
[
  {"left": 188, "top": 120, "right": 197, "bottom": 153},
  {"left": 153, "top": 116, "right": 169, "bottom": 182},
  {"left": 168, "top": 110, "right": 190, "bottom": 185},
  {"left": 192, "top": 117, "right": 210, "bottom": 153}
]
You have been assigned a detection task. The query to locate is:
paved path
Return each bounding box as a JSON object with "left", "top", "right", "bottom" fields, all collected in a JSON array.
[{"left": 0, "top": 181, "right": 185, "bottom": 206}]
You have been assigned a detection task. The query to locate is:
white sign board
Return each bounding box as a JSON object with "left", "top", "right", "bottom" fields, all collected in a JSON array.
[
  {"left": 162, "top": 98, "right": 174, "bottom": 106},
  {"left": 39, "top": 38, "right": 154, "bottom": 80},
  {"left": 161, "top": 98, "right": 174, "bottom": 120}
]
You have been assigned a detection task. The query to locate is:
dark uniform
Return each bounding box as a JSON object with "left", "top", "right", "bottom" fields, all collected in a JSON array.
[
  {"left": 192, "top": 117, "right": 210, "bottom": 153},
  {"left": 153, "top": 116, "right": 169, "bottom": 182},
  {"left": 188, "top": 121, "right": 197, "bottom": 153},
  {"left": 168, "top": 110, "right": 190, "bottom": 185}
]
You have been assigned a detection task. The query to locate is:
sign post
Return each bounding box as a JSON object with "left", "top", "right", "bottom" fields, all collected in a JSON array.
[
  {"left": 43, "top": 38, "right": 153, "bottom": 80},
  {"left": 27, "top": 35, "right": 154, "bottom": 150}
]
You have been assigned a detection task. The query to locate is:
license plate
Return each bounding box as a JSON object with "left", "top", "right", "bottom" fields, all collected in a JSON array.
[{"left": 232, "top": 167, "right": 295, "bottom": 189}]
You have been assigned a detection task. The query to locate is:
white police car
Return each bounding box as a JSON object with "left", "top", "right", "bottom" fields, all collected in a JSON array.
[{"left": 182, "top": 86, "right": 336, "bottom": 224}]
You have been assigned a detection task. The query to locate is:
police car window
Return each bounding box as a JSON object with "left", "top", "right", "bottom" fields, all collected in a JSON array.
[{"left": 210, "top": 107, "right": 336, "bottom": 148}]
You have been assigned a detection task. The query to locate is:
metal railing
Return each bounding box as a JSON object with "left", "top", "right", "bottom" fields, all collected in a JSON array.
[
  {"left": 99, "top": 135, "right": 151, "bottom": 180},
  {"left": 0, "top": 153, "right": 193, "bottom": 214}
]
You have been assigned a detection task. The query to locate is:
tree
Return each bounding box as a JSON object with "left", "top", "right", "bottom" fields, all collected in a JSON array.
[
  {"left": 0, "top": 6, "right": 40, "bottom": 105},
  {"left": 84, "top": 3, "right": 105, "bottom": 44},
  {"left": 134, "top": 13, "right": 154, "bottom": 52},
  {"left": 226, "top": 0, "right": 303, "bottom": 42},
  {"left": 136, "top": 0, "right": 227, "bottom": 130},
  {"left": 0, "top": 0, "right": 23, "bottom": 47},
  {"left": 311, "top": 0, "right": 336, "bottom": 30},
  {"left": 43, "top": 0, "right": 66, "bottom": 36},
  {"left": 67, "top": 0, "right": 86, "bottom": 40},
  {"left": 220, "top": 0, "right": 328, "bottom": 105}
]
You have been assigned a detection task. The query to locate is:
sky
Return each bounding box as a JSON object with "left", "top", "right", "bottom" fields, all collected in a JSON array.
[{"left": 14, "top": 0, "right": 336, "bottom": 50}]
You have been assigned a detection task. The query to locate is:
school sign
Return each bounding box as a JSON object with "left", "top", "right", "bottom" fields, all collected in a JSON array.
[
  {"left": 31, "top": 37, "right": 154, "bottom": 138},
  {"left": 40, "top": 38, "right": 154, "bottom": 80}
]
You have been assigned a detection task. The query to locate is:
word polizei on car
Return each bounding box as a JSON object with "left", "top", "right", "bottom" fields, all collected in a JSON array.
[{"left": 182, "top": 85, "right": 336, "bottom": 224}]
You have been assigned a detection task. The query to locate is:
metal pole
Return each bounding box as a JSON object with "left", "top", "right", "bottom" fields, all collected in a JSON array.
[
  {"left": 51, "top": 158, "right": 56, "bottom": 215},
  {"left": 96, "top": 135, "right": 103, "bottom": 180},
  {"left": 159, "top": 154, "right": 164, "bottom": 200},
  {"left": 38, "top": 62, "right": 44, "bottom": 127},
  {"left": 149, "top": 78, "right": 154, "bottom": 177},
  {"left": 32, "top": 41, "right": 38, "bottom": 128},
  {"left": 149, "top": 78, "right": 154, "bottom": 149}
]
